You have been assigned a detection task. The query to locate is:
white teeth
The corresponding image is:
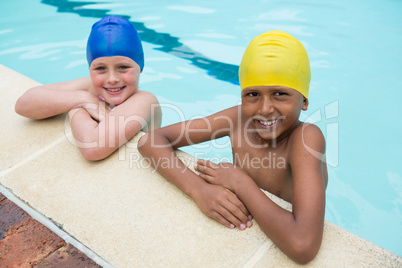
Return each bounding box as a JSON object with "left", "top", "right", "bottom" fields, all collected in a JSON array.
[
  {"left": 259, "top": 119, "right": 277, "bottom": 126},
  {"left": 107, "top": 87, "right": 123, "bottom": 92}
]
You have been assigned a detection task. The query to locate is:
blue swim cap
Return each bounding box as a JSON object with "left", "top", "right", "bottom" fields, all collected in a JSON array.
[{"left": 86, "top": 15, "right": 144, "bottom": 70}]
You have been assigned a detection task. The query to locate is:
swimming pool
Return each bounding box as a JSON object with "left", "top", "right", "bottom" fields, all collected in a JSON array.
[{"left": 1, "top": 0, "right": 401, "bottom": 257}]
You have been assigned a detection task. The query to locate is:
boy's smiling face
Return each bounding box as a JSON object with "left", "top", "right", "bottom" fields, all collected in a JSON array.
[
  {"left": 241, "top": 85, "right": 308, "bottom": 144},
  {"left": 89, "top": 56, "right": 141, "bottom": 105}
]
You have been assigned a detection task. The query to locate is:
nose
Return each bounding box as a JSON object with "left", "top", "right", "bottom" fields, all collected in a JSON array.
[
  {"left": 107, "top": 70, "right": 120, "bottom": 84},
  {"left": 259, "top": 96, "right": 275, "bottom": 115}
]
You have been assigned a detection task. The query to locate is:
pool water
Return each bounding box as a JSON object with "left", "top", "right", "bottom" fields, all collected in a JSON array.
[{"left": 1, "top": 0, "right": 401, "bottom": 256}]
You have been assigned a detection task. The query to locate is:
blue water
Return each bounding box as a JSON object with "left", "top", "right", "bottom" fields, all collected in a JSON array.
[{"left": 1, "top": 0, "right": 401, "bottom": 256}]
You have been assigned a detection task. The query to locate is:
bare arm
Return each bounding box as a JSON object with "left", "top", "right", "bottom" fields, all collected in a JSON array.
[
  {"left": 15, "top": 77, "right": 98, "bottom": 119},
  {"left": 138, "top": 106, "right": 252, "bottom": 230},
  {"left": 196, "top": 124, "right": 326, "bottom": 264},
  {"left": 69, "top": 90, "right": 161, "bottom": 161}
]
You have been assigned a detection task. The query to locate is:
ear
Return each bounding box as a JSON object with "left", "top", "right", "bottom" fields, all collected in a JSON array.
[{"left": 302, "top": 97, "right": 309, "bottom": 111}]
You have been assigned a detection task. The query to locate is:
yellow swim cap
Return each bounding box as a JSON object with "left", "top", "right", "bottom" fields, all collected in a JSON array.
[{"left": 239, "top": 30, "right": 310, "bottom": 98}]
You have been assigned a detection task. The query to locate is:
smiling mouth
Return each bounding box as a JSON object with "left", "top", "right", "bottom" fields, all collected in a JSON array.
[
  {"left": 256, "top": 118, "right": 280, "bottom": 128},
  {"left": 104, "top": 86, "right": 125, "bottom": 92}
]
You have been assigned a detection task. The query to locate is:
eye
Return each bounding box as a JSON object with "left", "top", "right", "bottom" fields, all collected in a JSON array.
[
  {"left": 247, "top": 92, "right": 260, "bottom": 97},
  {"left": 118, "top": 65, "right": 130, "bottom": 70},
  {"left": 273, "top": 92, "right": 287, "bottom": 97},
  {"left": 94, "top": 66, "right": 106, "bottom": 71}
]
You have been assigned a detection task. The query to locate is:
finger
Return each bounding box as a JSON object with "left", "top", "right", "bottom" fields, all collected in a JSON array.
[
  {"left": 195, "top": 164, "right": 218, "bottom": 179},
  {"left": 98, "top": 113, "right": 105, "bottom": 122},
  {"left": 84, "top": 109, "right": 98, "bottom": 121},
  {"left": 215, "top": 204, "right": 248, "bottom": 230},
  {"left": 220, "top": 198, "right": 249, "bottom": 227},
  {"left": 226, "top": 190, "right": 251, "bottom": 219},
  {"left": 197, "top": 159, "right": 218, "bottom": 169},
  {"left": 99, "top": 109, "right": 106, "bottom": 118},
  {"left": 226, "top": 190, "right": 253, "bottom": 227},
  {"left": 219, "top": 162, "right": 233, "bottom": 168},
  {"left": 209, "top": 211, "right": 236, "bottom": 229},
  {"left": 198, "top": 172, "right": 214, "bottom": 183},
  {"left": 195, "top": 163, "right": 211, "bottom": 174}
]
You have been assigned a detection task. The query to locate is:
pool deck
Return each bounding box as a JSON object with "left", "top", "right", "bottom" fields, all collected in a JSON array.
[{"left": 0, "top": 64, "right": 401, "bottom": 267}]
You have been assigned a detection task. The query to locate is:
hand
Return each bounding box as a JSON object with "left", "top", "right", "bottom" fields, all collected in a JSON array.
[
  {"left": 79, "top": 93, "right": 111, "bottom": 122},
  {"left": 192, "top": 183, "right": 253, "bottom": 230},
  {"left": 82, "top": 101, "right": 109, "bottom": 122},
  {"left": 195, "top": 159, "right": 248, "bottom": 194}
]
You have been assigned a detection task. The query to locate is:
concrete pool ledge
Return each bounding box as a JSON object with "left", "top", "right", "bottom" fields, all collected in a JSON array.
[{"left": 0, "top": 64, "right": 400, "bottom": 267}]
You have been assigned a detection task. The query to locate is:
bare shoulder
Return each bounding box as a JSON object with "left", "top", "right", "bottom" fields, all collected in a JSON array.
[
  {"left": 111, "top": 90, "right": 162, "bottom": 129},
  {"left": 288, "top": 123, "right": 328, "bottom": 188},
  {"left": 289, "top": 123, "right": 326, "bottom": 155},
  {"left": 132, "top": 90, "right": 159, "bottom": 103},
  {"left": 116, "top": 91, "right": 159, "bottom": 111}
]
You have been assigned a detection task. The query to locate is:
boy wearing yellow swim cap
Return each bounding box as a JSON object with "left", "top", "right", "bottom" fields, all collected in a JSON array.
[{"left": 139, "top": 30, "right": 327, "bottom": 264}]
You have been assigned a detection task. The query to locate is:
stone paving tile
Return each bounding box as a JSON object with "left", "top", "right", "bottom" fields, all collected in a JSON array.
[
  {"left": 0, "top": 218, "right": 65, "bottom": 267},
  {"left": 0, "top": 195, "right": 31, "bottom": 240},
  {"left": 0, "top": 64, "right": 66, "bottom": 172},
  {"left": 0, "top": 195, "right": 102, "bottom": 268},
  {"left": 33, "top": 243, "right": 101, "bottom": 268}
]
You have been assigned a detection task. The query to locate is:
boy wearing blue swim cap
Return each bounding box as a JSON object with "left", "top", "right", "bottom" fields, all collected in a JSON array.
[
  {"left": 139, "top": 31, "right": 327, "bottom": 264},
  {"left": 16, "top": 16, "right": 161, "bottom": 160}
]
